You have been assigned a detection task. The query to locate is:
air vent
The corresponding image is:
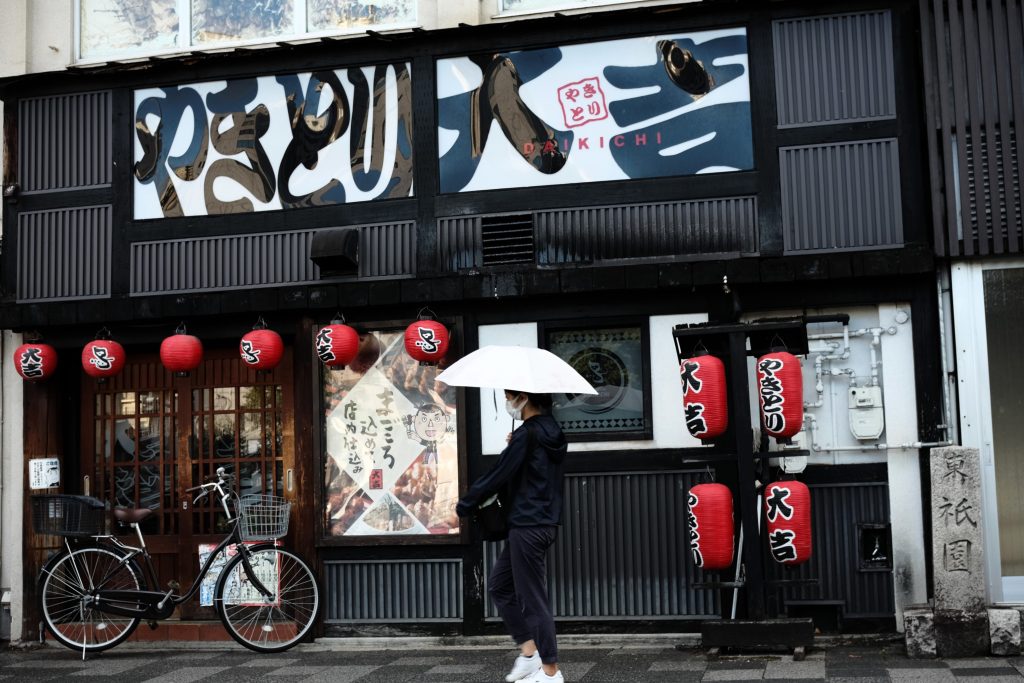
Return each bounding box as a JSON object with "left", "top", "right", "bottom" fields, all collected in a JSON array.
[{"left": 481, "top": 214, "right": 534, "bottom": 266}]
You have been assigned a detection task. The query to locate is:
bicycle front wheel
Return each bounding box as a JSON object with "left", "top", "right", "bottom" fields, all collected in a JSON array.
[
  {"left": 214, "top": 545, "right": 319, "bottom": 653},
  {"left": 39, "top": 546, "right": 144, "bottom": 652}
]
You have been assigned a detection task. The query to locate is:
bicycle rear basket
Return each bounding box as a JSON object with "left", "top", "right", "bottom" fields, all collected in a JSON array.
[
  {"left": 31, "top": 495, "right": 106, "bottom": 537},
  {"left": 237, "top": 494, "right": 291, "bottom": 541}
]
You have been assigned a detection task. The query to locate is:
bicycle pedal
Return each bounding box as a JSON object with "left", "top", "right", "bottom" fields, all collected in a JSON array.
[
  {"left": 147, "top": 620, "right": 158, "bottom": 630},
  {"left": 167, "top": 580, "right": 180, "bottom": 591}
]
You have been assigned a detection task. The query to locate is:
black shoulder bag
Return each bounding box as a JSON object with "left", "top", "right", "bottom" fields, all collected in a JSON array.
[{"left": 475, "top": 423, "right": 535, "bottom": 542}]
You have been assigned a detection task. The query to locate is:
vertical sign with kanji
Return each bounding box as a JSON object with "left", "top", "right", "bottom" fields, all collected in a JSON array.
[{"left": 930, "top": 447, "right": 985, "bottom": 612}]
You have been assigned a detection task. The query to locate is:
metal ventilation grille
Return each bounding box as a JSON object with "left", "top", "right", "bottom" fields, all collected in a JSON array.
[
  {"left": 481, "top": 214, "right": 534, "bottom": 266},
  {"left": 961, "top": 127, "right": 1021, "bottom": 252},
  {"left": 437, "top": 216, "right": 482, "bottom": 271},
  {"left": 17, "top": 205, "right": 111, "bottom": 301},
  {"left": 773, "top": 12, "right": 895, "bottom": 128},
  {"left": 486, "top": 470, "right": 718, "bottom": 619},
  {"left": 18, "top": 91, "right": 112, "bottom": 192},
  {"left": 323, "top": 559, "right": 463, "bottom": 622}
]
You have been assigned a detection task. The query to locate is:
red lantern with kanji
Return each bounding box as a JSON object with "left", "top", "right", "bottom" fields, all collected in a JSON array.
[
  {"left": 404, "top": 317, "right": 449, "bottom": 365},
  {"left": 680, "top": 353, "right": 728, "bottom": 440},
  {"left": 316, "top": 321, "right": 359, "bottom": 368},
  {"left": 240, "top": 320, "right": 283, "bottom": 371},
  {"left": 82, "top": 337, "right": 125, "bottom": 380},
  {"left": 160, "top": 325, "right": 203, "bottom": 376},
  {"left": 687, "top": 482, "right": 735, "bottom": 571},
  {"left": 764, "top": 480, "right": 812, "bottom": 565},
  {"left": 756, "top": 350, "right": 804, "bottom": 441},
  {"left": 14, "top": 342, "right": 58, "bottom": 381}
]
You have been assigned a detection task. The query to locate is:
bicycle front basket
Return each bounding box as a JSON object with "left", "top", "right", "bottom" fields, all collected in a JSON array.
[
  {"left": 31, "top": 495, "right": 106, "bottom": 537},
  {"left": 238, "top": 494, "right": 291, "bottom": 541}
]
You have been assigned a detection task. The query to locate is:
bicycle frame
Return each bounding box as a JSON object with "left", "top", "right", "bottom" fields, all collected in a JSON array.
[{"left": 60, "top": 476, "right": 277, "bottom": 622}]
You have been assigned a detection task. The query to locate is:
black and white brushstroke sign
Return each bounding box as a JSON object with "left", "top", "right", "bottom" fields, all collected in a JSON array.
[
  {"left": 436, "top": 29, "right": 751, "bottom": 193},
  {"left": 133, "top": 64, "right": 413, "bottom": 219}
]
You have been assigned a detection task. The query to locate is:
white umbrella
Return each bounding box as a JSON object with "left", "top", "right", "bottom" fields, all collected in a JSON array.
[{"left": 435, "top": 345, "right": 598, "bottom": 395}]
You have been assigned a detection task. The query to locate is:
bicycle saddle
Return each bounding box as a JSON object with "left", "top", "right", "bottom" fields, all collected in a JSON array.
[{"left": 114, "top": 507, "right": 155, "bottom": 524}]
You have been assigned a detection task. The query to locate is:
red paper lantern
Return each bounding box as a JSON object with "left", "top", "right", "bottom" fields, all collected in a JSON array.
[
  {"left": 756, "top": 350, "right": 804, "bottom": 440},
  {"left": 680, "top": 353, "right": 728, "bottom": 440},
  {"left": 687, "top": 483, "right": 735, "bottom": 571},
  {"left": 14, "top": 342, "right": 58, "bottom": 381},
  {"left": 316, "top": 323, "right": 359, "bottom": 367},
  {"left": 82, "top": 338, "right": 125, "bottom": 380},
  {"left": 160, "top": 327, "right": 203, "bottom": 375},
  {"left": 240, "top": 328, "right": 283, "bottom": 371},
  {"left": 404, "top": 319, "right": 449, "bottom": 365},
  {"left": 764, "top": 480, "right": 812, "bottom": 565}
]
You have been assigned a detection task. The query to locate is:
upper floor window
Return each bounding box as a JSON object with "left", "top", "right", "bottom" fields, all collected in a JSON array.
[
  {"left": 499, "top": 0, "right": 669, "bottom": 14},
  {"left": 78, "top": 0, "right": 416, "bottom": 61}
]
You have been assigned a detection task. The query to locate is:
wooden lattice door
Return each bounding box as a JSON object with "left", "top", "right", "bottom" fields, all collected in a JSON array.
[{"left": 81, "top": 348, "right": 295, "bottom": 619}]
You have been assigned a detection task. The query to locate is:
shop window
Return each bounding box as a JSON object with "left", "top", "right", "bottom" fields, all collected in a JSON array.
[
  {"left": 499, "top": 0, "right": 660, "bottom": 14},
  {"left": 542, "top": 321, "right": 652, "bottom": 441},
  {"left": 322, "top": 328, "right": 460, "bottom": 540},
  {"left": 77, "top": 0, "right": 416, "bottom": 61}
]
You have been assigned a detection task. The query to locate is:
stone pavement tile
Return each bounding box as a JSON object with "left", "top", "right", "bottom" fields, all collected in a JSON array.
[
  {"left": 826, "top": 678, "right": 891, "bottom": 683},
  {"left": 266, "top": 665, "right": 331, "bottom": 676},
  {"left": 951, "top": 671, "right": 1024, "bottom": 679},
  {"left": 950, "top": 659, "right": 1018, "bottom": 669},
  {"left": 560, "top": 661, "right": 596, "bottom": 681},
  {"left": 648, "top": 659, "right": 705, "bottom": 671},
  {"left": 240, "top": 658, "right": 299, "bottom": 667},
  {"left": 701, "top": 670, "right": 766, "bottom": 681},
  {"left": 388, "top": 656, "right": 454, "bottom": 666},
  {"left": 7, "top": 660, "right": 88, "bottom": 668},
  {"left": 883, "top": 659, "right": 951, "bottom": 669},
  {"left": 764, "top": 659, "right": 826, "bottom": 679},
  {"left": 169, "top": 652, "right": 222, "bottom": 660},
  {"left": 609, "top": 647, "right": 678, "bottom": 656},
  {"left": 302, "top": 665, "right": 381, "bottom": 683},
  {"left": 826, "top": 667, "right": 891, "bottom": 679},
  {"left": 423, "top": 664, "right": 486, "bottom": 675},
  {"left": 69, "top": 659, "right": 157, "bottom": 676},
  {"left": 887, "top": 669, "right": 956, "bottom": 681},
  {"left": 706, "top": 657, "right": 773, "bottom": 670},
  {"left": 139, "top": 666, "right": 230, "bottom": 683}
]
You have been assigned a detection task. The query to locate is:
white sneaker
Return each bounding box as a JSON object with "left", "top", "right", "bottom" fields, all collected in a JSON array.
[
  {"left": 516, "top": 669, "right": 564, "bottom": 683},
  {"left": 505, "top": 652, "right": 541, "bottom": 682}
]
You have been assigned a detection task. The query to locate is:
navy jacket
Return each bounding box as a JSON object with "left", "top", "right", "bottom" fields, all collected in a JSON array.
[{"left": 457, "top": 414, "right": 568, "bottom": 527}]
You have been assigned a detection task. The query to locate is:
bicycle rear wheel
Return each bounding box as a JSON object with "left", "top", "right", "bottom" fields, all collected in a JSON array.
[
  {"left": 214, "top": 545, "right": 319, "bottom": 653},
  {"left": 39, "top": 546, "right": 144, "bottom": 652}
]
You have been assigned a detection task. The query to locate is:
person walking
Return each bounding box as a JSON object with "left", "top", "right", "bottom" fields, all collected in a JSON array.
[{"left": 456, "top": 390, "right": 568, "bottom": 683}]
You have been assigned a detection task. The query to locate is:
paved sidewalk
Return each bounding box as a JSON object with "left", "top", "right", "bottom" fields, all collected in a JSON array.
[{"left": 3, "top": 638, "right": 1024, "bottom": 681}]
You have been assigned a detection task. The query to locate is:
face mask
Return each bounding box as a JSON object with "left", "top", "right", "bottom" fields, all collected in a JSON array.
[{"left": 505, "top": 396, "right": 526, "bottom": 420}]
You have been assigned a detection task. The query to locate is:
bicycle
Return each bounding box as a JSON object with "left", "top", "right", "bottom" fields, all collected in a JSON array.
[{"left": 33, "top": 467, "right": 319, "bottom": 657}]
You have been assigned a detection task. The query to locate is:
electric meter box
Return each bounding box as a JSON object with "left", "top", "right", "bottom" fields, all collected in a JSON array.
[{"left": 849, "top": 386, "right": 885, "bottom": 440}]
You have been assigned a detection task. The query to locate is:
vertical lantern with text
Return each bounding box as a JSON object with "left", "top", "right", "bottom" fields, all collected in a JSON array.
[
  {"left": 14, "top": 341, "right": 58, "bottom": 381},
  {"left": 764, "top": 480, "right": 812, "bottom": 565},
  {"left": 404, "top": 310, "right": 449, "bottom": 366},
  {"left": 240, "top": 319, "right": 283, "bottom": 371},
  {"left": 756, "top": 350, "right": 804, "bottom": 441},
  {"left": 316, "top": 319, "right": 360, "bottom": 368},
  {"left": 680, "top": 353, "right": 729, "bottom": 440},
  {"left": 82, "top": 333, "right": 125, "bottom": 381},
  {"left": 686, "top": 482, "right": 735, "bottom": 570},
  {"left": 160, "top": 325, "right": 203, "bottom": 376}
]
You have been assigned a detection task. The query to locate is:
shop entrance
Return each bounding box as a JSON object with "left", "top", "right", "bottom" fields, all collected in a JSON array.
[{"left": 80, "top": 349, "right": 295, "bottom": 618}]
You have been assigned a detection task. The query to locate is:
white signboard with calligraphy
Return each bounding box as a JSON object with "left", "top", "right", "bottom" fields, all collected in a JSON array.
[{"left": 436, "top": 28, "right": 751, "bottom": 193}]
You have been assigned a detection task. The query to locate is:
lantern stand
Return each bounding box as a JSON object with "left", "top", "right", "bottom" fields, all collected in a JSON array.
[{"left": 674, "top": 315, "right": 817, "bottom": 658}]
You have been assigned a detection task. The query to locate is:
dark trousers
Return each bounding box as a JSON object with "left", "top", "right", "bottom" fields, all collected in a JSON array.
[{"left": 488, "top": 526, "right": 559, "bottom": 664}]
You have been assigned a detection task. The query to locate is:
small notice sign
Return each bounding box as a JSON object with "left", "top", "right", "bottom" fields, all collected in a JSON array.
[{"left": 29, "top": 458, "right": 60, "bottom": 490}]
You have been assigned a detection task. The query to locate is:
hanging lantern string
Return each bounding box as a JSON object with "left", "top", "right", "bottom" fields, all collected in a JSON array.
[
  {"left": 705, "top": 465, "right": 715, "bottom": 483},
  {"left": 417, "top": 306, "right": 436, "bottom": 321},
  {"left": 95, "top": 326, "right": 112, "bottom": 340},
  {"left": 253, "top": 316, "right": 268, "bottom": 330},
  {"left": 692, "top": 340, "right": 709, "bottom": 356},
  {"left": 330, "top": 311, "right": 346, "bottom": 325},
  {"left": 175, "top": 321, "right": 188, "bottom": 335},
  {"left": 770, "top": 333, "right": 788, "bottom": 351}
]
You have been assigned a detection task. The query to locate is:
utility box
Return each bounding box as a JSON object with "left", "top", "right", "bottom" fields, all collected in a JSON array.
[{"left": 849, "top": 386, "right": 884, "bottom": 440}]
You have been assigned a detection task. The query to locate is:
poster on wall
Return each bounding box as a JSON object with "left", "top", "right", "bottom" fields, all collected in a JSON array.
[
  {"left": 323, "top": 330, "right": 459, "bottom": 538},
  {"left": 436, "top": 28, "right": 751, "bottom": 193},
  {"left": 133, "top": 63, "right": 413, "bottom": 219}
]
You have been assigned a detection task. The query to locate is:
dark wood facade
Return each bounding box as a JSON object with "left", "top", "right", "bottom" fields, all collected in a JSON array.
[{"left": 1, "top": 0, "right": 950, "bottom": 638}]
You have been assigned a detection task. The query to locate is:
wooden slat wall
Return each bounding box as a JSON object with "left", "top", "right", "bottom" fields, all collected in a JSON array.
[{"left": 920, "top": 0, "right": 1024, "bottom": 256}]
